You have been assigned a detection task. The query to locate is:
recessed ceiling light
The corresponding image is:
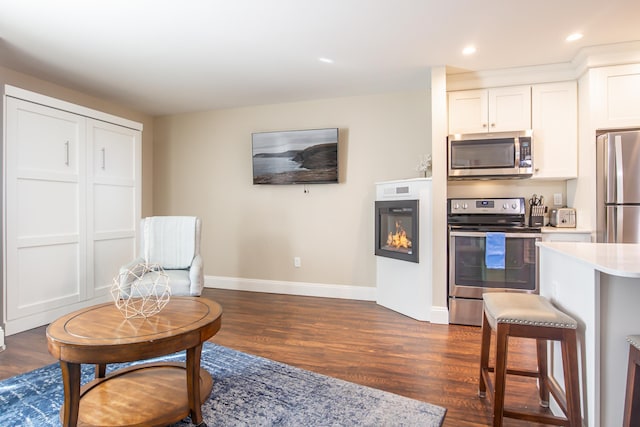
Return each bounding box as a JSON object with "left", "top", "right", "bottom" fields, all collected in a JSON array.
[
  {"left": 566, "top": 33, "right": 583, "bottom": 42},
  {"left": 462, "top": 46, "right": 476, "bottom": 55},
  {"left": 318, "top": 57, "right": 334, "bottom": 64}
]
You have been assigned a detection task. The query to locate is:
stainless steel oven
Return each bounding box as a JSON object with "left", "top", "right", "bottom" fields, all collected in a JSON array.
[{"left": 447, "top": 198, "right": 541, "bottom": 326}]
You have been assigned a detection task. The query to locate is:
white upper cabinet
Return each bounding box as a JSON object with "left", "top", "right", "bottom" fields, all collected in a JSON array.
[
  {"left": 448, "top": 85, "right": 531, "bottom": 134},
  {"left": 447, "top": 89, "right": 487, "bottom": 134},
  {"left": 590, "top": 64, "right": 640, "bottom": 129},
  {"left": 531, "top": 81, "right": 578, "bottom": 180}
]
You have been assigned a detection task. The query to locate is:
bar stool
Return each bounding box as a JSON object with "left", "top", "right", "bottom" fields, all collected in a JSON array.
[
  {"left": 478, "top": 293, "right": 582, "bottom": 427},
  {"left": 624, "top": 335, "right": 640, "bottom": 427}
]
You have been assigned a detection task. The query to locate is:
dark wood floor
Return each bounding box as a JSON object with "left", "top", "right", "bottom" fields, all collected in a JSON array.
[{"left": 0, "top": 288, "right": 552, "bottom": 426}]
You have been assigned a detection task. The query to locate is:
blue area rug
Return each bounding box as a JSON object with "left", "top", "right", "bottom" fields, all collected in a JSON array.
[{"left": 0, "top": 342, "right": 446, "bottom": 426}]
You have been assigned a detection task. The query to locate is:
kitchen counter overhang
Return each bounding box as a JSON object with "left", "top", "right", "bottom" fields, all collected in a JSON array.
[
  {"left": 536, "top": 241, "right": 640, "bottom": 278},
  {"left": 536, "top": 241, "right": 640, "bottom": 426}
]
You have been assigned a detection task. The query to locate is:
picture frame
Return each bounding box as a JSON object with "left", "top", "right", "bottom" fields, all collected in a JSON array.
[{"left": 252, "top": 128, "right": 339, "bottom": 184}]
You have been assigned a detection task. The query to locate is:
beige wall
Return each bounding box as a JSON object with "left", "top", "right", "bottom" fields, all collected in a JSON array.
[
  {"left": 0, "top": 65, "right": 155, "bottom": 216},
  {"left": 154, "top": 91, "right": 431, "bottom": 288}
]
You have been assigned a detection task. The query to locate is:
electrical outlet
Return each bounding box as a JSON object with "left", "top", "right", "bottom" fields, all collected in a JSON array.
[
  {"left": 293, "top": 257, "right": 301, "bottom": 268},
  {"left": 553, "top": 193, "right": 563, "bottom": 206}
]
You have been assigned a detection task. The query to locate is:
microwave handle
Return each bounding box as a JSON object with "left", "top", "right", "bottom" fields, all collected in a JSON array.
[{"left": 514, "top": 138, "right": 521, "bottom": 167}]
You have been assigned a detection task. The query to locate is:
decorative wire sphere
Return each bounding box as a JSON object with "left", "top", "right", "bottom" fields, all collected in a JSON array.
[{"left": 111, "top": 263, "right": 171, "bottom": 318}]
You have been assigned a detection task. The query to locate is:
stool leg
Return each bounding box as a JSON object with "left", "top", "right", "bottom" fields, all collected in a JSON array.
[
  {"left": 493, "top": 323, "right": 509, "bottom": 427},
  {"left": 479, "top": 310, "right": 491, "bottom": 398},
  {"left": 561, "top": 329, "right": 582, "bottom": 427},
  {"left": 536, "top": 339, "right": 550, "bottom": 407},
  {"left": 624, "top": 344, "right": 640, "bottom": 427}
]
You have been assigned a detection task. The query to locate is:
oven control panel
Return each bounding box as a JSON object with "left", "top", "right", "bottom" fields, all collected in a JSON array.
[{"left": 448, "top": 198, "right": 525, "bottom": 215}]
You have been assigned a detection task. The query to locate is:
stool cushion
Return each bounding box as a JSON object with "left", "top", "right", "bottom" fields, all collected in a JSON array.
[
  {"left": 627, "top": 335, "right": 640, "bottom": 350},
  {"left": 483, "top": 293, "right": 577, "bottom": 330}
]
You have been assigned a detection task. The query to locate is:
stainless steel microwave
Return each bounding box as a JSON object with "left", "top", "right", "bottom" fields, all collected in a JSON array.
[{"left": 448, "top": 130, "right": 533, "bottom": 179}]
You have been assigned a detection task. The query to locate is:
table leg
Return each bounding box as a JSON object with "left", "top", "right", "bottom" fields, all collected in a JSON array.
[
  {"left": 95, "top": 363, "right": 106, "bottom": 378},
  {"left": 60, "top": 361, "right": 81, "bottom": 427},
  {"left": 186, "top": 344, "right": 203, "bottom": 425}
]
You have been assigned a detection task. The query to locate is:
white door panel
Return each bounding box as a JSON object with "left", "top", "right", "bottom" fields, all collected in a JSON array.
[
  {"left": 5, "top": 98, "right": 86, "bottom": 322},
  {"left": 12, "top": 100, "right": 81, "bottom": 175},
  {"left": 17, "top": 180, "right": 80, "bottom": 237},
  {"left": 90, "top": 120, "right": 138, "bottom": 181},
  {"left": 93, "top": 185, "right": 136, "bottom": 232},
  {"left": 86, "top": 119, "right": 141, "bottom": 300},
  {"left": 93, "top": 238, "right": 137, "bottom": 295},
  {"left": 7, "top": 244, "right": 81, "bottom": 320}
]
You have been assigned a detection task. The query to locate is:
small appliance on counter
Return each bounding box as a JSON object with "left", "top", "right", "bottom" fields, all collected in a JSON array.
[{"left": 550, "top": 208, "right": 576, "bottom": 228}]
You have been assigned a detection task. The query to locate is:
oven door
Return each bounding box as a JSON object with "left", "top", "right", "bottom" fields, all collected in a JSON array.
[{"left": 449, "top": 230, "right": 540, "bottom": 299}]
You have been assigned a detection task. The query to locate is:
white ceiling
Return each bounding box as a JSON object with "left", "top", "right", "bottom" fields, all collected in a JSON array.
[{"left": 1, "top": 0, "right": 640, "bottom": 116}]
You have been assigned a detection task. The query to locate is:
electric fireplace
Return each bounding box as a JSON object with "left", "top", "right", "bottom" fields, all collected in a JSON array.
[
  {"left": 375, "top": 178, "right": 434, "bottom": 322},
  {"left": 374, "top": 200, "right": 419, "bottom": 263}
]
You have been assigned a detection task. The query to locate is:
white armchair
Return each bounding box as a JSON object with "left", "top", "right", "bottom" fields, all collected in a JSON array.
[{"left": 119, "top": 216, "right": 204, "bottom": 297}]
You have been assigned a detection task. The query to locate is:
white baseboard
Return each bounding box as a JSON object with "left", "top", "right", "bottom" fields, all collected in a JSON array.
[
  {"left": 205, "top": 275, "right": 450, "bottom": 324},
  {"left": 0, "top": 326, "right": 5, "bottom": 352},
  {"left": 4, "top": 294, "right": 111, "bottom": 336},
  {"left": 430, "top": 306, "right": 450, "bottom": 324},
  {"left": 205, "top": 275, "right": 377, "bottom": 301}
]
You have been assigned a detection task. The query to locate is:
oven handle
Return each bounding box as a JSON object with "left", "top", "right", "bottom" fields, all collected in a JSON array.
[{"left": 449, "top": 230, "right": 542, "bottom": 239}]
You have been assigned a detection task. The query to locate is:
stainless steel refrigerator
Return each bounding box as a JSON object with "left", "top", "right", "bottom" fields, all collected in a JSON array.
[{"left": 596, "top": 129, "right": 640, "bottom": 243}]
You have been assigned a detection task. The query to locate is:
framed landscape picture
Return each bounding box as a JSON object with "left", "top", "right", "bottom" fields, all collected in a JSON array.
[{"left": 252, "top": 128, "right": 339, "bottom": 184}]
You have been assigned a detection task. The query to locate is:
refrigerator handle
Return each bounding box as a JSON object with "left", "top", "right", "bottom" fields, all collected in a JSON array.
[
  {"left": 615, "top": 135, "right": 624, "bottom": 204},
  {"left": 616, "top": 206, "right": 624, "bottom": 243}
]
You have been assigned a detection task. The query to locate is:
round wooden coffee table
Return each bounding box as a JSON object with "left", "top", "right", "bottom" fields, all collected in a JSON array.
[{"left": 46, "top": 297, "right": 222, "bottom": 427}]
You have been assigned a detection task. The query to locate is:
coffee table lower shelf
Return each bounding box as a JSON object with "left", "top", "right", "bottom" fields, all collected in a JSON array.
[{"left": 62, "top": 362, "right": 214, "bottom": 427}]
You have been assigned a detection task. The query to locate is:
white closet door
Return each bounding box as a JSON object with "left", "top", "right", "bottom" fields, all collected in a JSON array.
[
  {"left": 5, "top": 98, "right": 86, "bottom": 320},
  {"left": 86, "top": 119, "right": 141, "bottom": 297}
]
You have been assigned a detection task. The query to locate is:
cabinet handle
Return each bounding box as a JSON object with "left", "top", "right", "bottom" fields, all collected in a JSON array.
[
  {"left": 65, "top": 141, "right": 70, "bottom": 166},
  {"left": 483, "top": 123, "right": 487, "bottom": 128},
  {"left": 490, "top": 123, "right": 496, "bottom": 127},
  {"left": 101, "top": 148, "right": 106, "bottom": 170}
]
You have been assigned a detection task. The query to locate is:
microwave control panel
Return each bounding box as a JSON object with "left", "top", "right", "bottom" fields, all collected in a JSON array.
[{"left": 518, "top": 137, "right": 532, "bottom": 167}]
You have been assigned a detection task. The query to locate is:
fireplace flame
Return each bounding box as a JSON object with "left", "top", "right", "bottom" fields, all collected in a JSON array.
[{"left": 386, "top": 220, "right": 412, "bottom": 249}]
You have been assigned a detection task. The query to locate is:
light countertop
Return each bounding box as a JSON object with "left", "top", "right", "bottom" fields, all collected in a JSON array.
[{"left": 536, "top": 241, "right": 640, "bottom": 278}]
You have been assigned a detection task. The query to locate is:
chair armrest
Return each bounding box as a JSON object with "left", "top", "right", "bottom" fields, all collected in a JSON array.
[
  {"left": 120, "top": 257, "right": 146, "bottom": 274},
  {"left": 189, "top": 254, "right": 204, "bottom": 296},
  {"left": 118, "top": 257, "right": 146, "bottom": 293}
]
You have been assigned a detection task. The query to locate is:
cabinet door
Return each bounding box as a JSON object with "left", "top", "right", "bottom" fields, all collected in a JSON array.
[
  {"left": 542, "top": 231, "right": 591, "bottom": 242},
  {"left": 86, "top": 119, "right": 141, "bottom": 297},
  {"left": 531, "top": 82, "right": 578, "bottom": 179},
  {"left": 448, "top": 89, "right": 488, "bottom": 134},
  {"left": 5, "top": 98, "right": 86, "bottom": 320},
  {"left": 591, "top": 64, "right": 640, "bottom": 128},
  {"left": 489, "top": 85, "right": 531, "bottom": 132}
]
